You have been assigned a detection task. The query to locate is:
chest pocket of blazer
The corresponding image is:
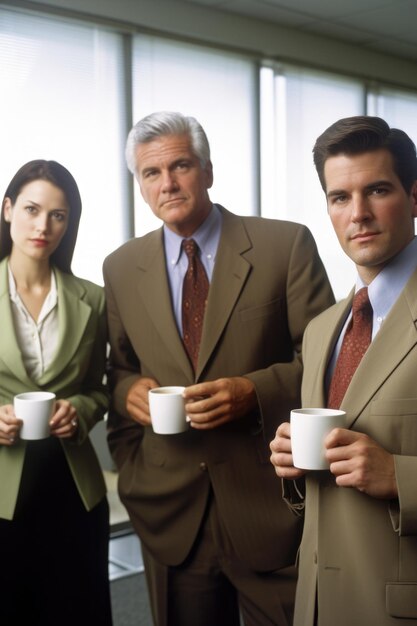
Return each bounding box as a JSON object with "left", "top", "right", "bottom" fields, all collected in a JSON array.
[
  {"left": 239, "top": 298, "right": 283, "bottom": 322},
  {"left": 369, "top": 398, "right": 417, "bottom": 455},
  {"left": 386, "top": 582, "right": 417, "bottom": 618}
]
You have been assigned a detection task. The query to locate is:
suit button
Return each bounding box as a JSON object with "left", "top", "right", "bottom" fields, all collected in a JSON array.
[{"left": 199, "top": 462, "right": 208, "bottom": 472}]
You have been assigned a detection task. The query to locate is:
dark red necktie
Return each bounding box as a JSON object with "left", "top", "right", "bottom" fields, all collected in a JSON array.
[
  {"left": 182, "top": 239, "right": 209, "bottom": 371},
  {"left": 327, "top": 287, "right": 373, "bottom": 409}
]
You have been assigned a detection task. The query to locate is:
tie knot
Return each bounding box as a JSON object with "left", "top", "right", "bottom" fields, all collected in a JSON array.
[
  {"left": 182, "top": 238, "right": 198, "bottom": 259},
  {"left": 352, "top": 287, "right": 372, "bottom": 318}
]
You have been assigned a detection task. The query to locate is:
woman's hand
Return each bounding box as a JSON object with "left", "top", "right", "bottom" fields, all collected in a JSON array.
[
  {"left": 0, "top": 405, "right": 22, "bottom": 446},
  {"left": 49, "top": 399, "right": 79, "bottom": 439}
]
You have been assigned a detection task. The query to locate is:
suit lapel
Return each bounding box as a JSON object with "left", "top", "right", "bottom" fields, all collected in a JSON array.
[
  {"left": 135, "top": 229, "right": 194, "bottom": 378},
  {"left": 37, "top": 270, "right": 92, "bottom": 385},
  {"left": 0, "top": 259, "right": 34, "bottom": 387},
  {"left": 135, "top": 210, "right": 253, "bottom": 379},
  {"left": 341, "top": 272, "right": 417, "bottom": 427},
  {"left": 303, "top": 294, "right": 353, "bottom": 408},
  {"left": 197, "top": 207, "right": 252, "bottom": 376},
  {"left": 0, "top": 262, "right": 93, "bottom": 388}
]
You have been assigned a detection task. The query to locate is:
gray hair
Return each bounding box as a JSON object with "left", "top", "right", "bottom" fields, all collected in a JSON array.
[{"left": 125, "top": 111, "right": 211, "bottom": 175}]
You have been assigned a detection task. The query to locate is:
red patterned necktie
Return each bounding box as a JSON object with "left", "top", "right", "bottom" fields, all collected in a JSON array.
[
  {"left": 182, "top": 239, "right": 209, "bottom": 371},
  {"left": 327, "top": 287, "right": 373, "bottom": 410}
]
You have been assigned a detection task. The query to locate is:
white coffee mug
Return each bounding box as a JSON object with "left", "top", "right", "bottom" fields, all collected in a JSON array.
[
  {"left": 290, "top": 407, "right": 346, "bottom": 470},
  {"left": 14, "top": 391, "right": 56, "bottom": 440},
  {"left": 148, "top": 386, "right": 188, "bottom": 435}
]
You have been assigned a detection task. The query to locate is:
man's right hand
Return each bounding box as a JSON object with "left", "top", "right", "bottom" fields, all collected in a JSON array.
[
  {"left": 270, "top": 422, "right": 306, "bottom": 479},
  {"left": 126, "top": 377, "right": 159, "bottom": 426}
]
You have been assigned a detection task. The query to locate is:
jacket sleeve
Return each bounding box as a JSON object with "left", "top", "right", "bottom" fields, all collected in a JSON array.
[
  {"left": 246, "top": 224, "right": 334, "bottom": 440},
  {"left": 102, "top": 259, "right": 145, "bottom": 468}
]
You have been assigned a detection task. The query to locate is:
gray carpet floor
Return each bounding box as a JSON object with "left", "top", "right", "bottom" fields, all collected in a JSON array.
[{"left": 111, "top": 572, "right": 153, "bottom": 626}]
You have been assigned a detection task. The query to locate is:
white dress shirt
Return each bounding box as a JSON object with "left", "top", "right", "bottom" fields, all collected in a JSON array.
[{"left": 8, "top": 264, "right": 59, "bottom": 382}]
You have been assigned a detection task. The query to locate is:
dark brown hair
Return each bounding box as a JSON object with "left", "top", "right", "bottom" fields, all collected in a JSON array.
[
  {"left": 1, "top": 160, "right": 82, "bottom": 273},
  {"left": 313, "top": 116, "right": 417, "bottom": 194}
]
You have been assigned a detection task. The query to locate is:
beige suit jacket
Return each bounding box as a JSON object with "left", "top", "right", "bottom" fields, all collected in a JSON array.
[
  {"left": 293, "top": 268, "right": 417, "bottom": 625},
  {"left": 104, "top": 206, "right": 334, "bottom": 569},
  {"left": 0, "top": 259, "right": 108, "bottom": 519}
]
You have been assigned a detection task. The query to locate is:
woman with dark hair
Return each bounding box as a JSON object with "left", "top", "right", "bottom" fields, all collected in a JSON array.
[{"left": 0, "top": 160, "right": 113, "bottom": 625}]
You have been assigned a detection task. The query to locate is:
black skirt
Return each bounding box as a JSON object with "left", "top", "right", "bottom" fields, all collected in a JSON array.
[{"left": 0, "top": 436, "right": 113, "bottom": 626}]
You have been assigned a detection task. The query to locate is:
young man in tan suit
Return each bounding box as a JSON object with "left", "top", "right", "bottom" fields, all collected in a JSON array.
[{"left": 271, "top": 115, "right": 417, "bottom": 625}]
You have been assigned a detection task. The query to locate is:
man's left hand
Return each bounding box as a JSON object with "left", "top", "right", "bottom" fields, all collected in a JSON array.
[
  {"left": 325, "top": 428, "right": 398, "bottom": 499},
  {"left": 183, "top": 377, "right": 257, "bottom": 430}
]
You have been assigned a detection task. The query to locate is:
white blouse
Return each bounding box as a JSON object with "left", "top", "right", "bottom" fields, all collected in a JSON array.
[{"left": 8, "top": 264, "right": 59, "bottom": 382}]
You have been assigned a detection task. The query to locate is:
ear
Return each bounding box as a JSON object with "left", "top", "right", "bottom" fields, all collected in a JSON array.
[
  {"left": 204, "top": 160, "right": 214, "bottom": 189},
  {"left": 3, "top": 198, "right": 12, "bottom": 222},
  {"left": 137, "top": 179, "right": 148, "bottom": 203},
  {"left": 411, "top": 180, "right": 417, "bottom": 219}
]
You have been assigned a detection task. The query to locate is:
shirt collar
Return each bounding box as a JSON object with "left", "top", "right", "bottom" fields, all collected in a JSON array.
[
  {"left": 355, "top": 236, "right": 417, "bottom": 322},
  {"left": 163, "top": 204, "right": 222, "bottom": 266}
]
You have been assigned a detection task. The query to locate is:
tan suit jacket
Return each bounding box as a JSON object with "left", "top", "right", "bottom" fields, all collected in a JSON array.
[
  {"left": 293, "top": 268, "right": 417, "bottom": 625},
  {"left": 104, "top": 206, "right": 334, "bottom": 569},
  {"left": 0, "top": 259, "right": 108, "bottom": 520}
]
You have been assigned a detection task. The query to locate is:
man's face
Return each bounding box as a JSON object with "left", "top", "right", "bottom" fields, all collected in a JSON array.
[
  {"left": 135, "top": 133, "right": 213, "bottom": 237},
  {"left": 324, "top": 148, "right": 417, "bottom": 284}
]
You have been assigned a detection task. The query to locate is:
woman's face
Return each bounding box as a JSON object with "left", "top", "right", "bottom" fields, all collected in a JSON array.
[{"left": 4, "top": 179, "right": 69, "bottom": 264}]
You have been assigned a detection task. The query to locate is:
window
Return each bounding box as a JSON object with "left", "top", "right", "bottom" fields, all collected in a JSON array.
[
  {"left": 2, "top": 5, "right": 417, "bottom": 299},
  {"left": 131, "top": 35, "right": 258, "bottom": 235},
  {"left": 261, "top": 66, "right": 364, "bottom": 299},
  {"left": 0, "top": 8, "right": 127, "bottom": 284},
  {"left": 368, "top": 87, "right": 417, "bottom": 146}
]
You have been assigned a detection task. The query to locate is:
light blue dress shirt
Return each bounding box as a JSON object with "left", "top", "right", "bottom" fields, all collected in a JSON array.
[
  {"left": 326, "top": 236, "right": 417, "bottom": 386},
  {"left": 163, "top": 204, "right": 222, "bottom": 336}
]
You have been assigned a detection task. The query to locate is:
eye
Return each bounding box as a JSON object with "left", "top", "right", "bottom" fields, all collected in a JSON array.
[
  {"left": 370, "top": 186, "right": 388, "bottom": 196},
  {"left": 51, "top": 210, "right": 67, "bottom": 222},
  {"left": 144, "top": 169, "right": 158, "bottom": 179},
  {"left": 329, "top": 194, "right": 348, "bottom": 206},
  {"left": 175, "top": 161, "right": 190, "bottom": 171},
  {"left": 25, "top": 204, "right": 38, "bottom": 214}
]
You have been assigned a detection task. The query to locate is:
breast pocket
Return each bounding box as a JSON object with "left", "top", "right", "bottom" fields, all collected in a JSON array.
[
  {"left": 369, "top": 398, "right": 417, "bottom": 455},
  {"left": 386, "top": 582, "right": 417, "bottom": 618},
  {"left": 239, "top": 298, "right": 283, "bottom": 323},
  {"left": 235, "top": 298, "right": 289, "bottom": 367}
]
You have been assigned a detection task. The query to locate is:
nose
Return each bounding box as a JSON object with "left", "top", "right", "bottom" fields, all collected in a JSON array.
[
  {"left": 35, "top": 212, "right": 49, "bottom": 233},
  {"left": 351, "top": 195, "right": 371, "bottom": 223},
  {"left": 161, "top": 170, "right": 179, "bottom": 193}
]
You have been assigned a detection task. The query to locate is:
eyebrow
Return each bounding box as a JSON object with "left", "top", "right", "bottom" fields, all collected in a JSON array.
[
  {"left": 141, "top": 156, "right": 194, "bottom": 176},
  {"left": 364, "top": 179, "right": 394, "bottom": 191},
  {"left": 23, "top": 198, "right": 68, "bottom": 212},
  {"left": 23, "top": 198, "right": 41, "bottom": 207},
  {"left": 140, "top": 166, "right": 158, "bottom": 177},
  {"left": 326, "top": 179, "right": 394, "bottom": 199},
  {"left": 326, "top": 189, "right": 345, "bottom": 200}
]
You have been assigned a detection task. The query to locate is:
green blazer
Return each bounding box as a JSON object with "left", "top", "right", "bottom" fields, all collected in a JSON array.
[
  {"left": 0, "top": 258, "right": 108, "bottom": 520},
  {"left": 293, "top": 268, "right": 417, "bottom": 625}
]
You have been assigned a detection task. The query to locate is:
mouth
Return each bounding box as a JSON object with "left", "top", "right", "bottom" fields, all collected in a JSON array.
[
  {"left": 162, "top": 197, "right": 186, "bottom": 207},
  {"left": 30, "top": 239, "right": 49, "bottom": 247},
  {"left": 350, "top": 231, "right": 379, "bottom": 242}
]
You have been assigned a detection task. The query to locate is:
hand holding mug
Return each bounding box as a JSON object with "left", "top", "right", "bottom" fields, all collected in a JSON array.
[{"left": 0, "top": 405, "right": 22, "bottom": 446}]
